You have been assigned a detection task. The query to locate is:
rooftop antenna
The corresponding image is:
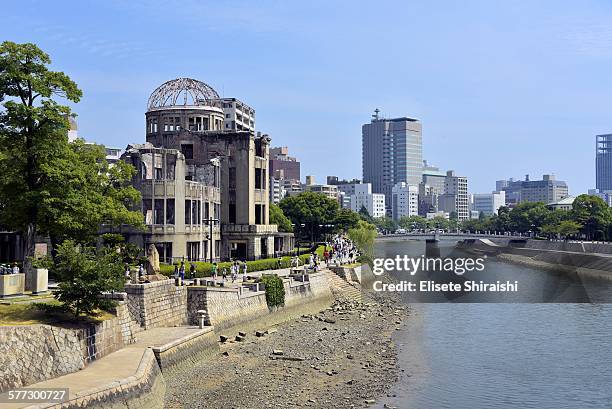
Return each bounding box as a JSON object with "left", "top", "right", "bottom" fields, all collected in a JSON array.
[{"left": 372, "top": 108, "right": 380, "bottom": 121}]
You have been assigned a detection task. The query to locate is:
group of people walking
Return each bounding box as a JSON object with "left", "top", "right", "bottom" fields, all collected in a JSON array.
[
  {"left": 209, "top": 260, "right": 248, "bottom": 284},
  {"left": 328, "top": 235, "right": 359, "bottom": 264}
]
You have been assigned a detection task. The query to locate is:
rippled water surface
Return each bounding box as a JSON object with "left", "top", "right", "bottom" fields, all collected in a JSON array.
[{"left": 374, "top": 239, "right": 612, "bottom": 409}]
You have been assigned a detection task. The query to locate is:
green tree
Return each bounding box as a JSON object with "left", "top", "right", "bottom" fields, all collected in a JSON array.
[
  {"left": 508, "top": 202, "right": 549, "bottom": 233},
  {"left": 0, "top": 41, "right": 82, "bottom": 271},
  {"left": 40, "top": 140, "right": 143, "bottom": 249},
  {"left": 269, "top": 204, "right": 293, "bottom": 232},
  {"left": 53, "top": 240, "right": 125, "bottom": 317},
  {"left": 334, "top": 207, "right": 360, "bottom": 232},
  {"left": 571, "top": 194, "right": 610, "bottom": 240},
  {"left": 373, "top": 216, "right": 397, "bottom": 233},
  {"left": 357, "top": 205, "right": 374, "bottom": 223},
  {"left": 279, "top": 191, "right": 338, "bottom": 243},
  {"left": 0, "top": 42, "right": 142, "bottom": 271},
  {"left": 429, "top": 216, "right": 450, "bottom": 230},
  {"left": 557, "top": 220, "right": 582, "bottom": 239},
  {"left": 398, "top": 215, "right": 428, "bottom": 230},
  {"left": 347, "top": 220, "right": 377, "bottom": 264}
]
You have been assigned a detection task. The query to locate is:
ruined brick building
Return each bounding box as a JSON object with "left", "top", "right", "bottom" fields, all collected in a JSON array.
[{"left": 118, "top": 78, "right": 293, "bottom": 262}]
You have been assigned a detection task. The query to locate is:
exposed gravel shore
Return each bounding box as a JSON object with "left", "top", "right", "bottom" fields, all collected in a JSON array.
[{"left": 165, "top": 288, "right": 409, "bottom": 409}]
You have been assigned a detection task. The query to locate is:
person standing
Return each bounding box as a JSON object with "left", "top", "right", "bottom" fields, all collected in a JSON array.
[
  {"left": 211, "top": 262, "right": 218, "bottom": 284},
  {"left": 179, "top": 261, "right": 185, "bottom": 282},
  {"left": 189, "top": 262, "right": 196, "bottom": 279},
  {"left": 242, "top": 260, "right": 248, "bottom": 282}
]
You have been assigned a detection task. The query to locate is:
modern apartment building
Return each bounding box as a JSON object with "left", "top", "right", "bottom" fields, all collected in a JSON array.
[
  {"left": 362, "top": 110, "right": 422, "bottom": 213},
  {"left": 349, "top": 184, "right": 386, "bottom": 218},
  {"left": 220, "top": 98, "right": 255, "bottom": 133},
  {"left": 391, "top": 182, "right": 418, "bottom": 221},
  {"left": 472, "top": 191, "right": 506, "bottom": 216}
]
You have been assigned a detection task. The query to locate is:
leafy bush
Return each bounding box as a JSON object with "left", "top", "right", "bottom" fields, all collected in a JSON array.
[
  {"left": 259, "top": 274, "right": 285, "bottom": 308},
  {"left": 159, "top": 251, "right": 318, "bottom": 278}
]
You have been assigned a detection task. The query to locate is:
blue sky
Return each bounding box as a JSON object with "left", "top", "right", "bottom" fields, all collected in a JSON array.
[{"left": 3, "top": 0, "right": 612, "bottom": 194}]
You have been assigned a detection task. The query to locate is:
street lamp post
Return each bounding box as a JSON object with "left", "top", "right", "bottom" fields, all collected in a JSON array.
[{"left": 203, "top": 217, "right": 219, "bottom": 263}]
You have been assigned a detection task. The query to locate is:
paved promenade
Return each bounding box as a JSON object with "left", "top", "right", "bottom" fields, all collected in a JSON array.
[{"left": 2, "top": 326, "right": 203, "bottom": 409}]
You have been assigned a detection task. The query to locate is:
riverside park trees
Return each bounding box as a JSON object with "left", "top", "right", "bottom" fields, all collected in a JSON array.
[
  {"left": 0, "top": 42, "right": 143, "bottom": 288},
  {"left": 279, "top": 191, "right": 339, "bottom": 243},
  {"left": 461, "top": 194, "right": 612, "bottom": 241}
]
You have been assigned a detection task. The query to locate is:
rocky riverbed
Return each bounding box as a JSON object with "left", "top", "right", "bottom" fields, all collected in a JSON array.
[{"left": 165, "top": 291, "right": 409, "bottom": 409}]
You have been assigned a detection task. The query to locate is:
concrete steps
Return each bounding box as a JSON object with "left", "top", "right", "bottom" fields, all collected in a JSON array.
[{"left": 323, "top": 269, "right": 363, "bottom": 303}]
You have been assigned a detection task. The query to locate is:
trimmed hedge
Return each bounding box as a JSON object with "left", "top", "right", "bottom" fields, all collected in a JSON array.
[
  {"left": 159, "top": 247, "right": 323, "bottom": 278},
  {"left": 259, "top": 274, "right": 285, "bottom": 308}
]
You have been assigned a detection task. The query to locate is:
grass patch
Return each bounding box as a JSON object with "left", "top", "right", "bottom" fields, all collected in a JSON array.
[{"left": 0, "top": 301, "right": 114, "bottom": 326}]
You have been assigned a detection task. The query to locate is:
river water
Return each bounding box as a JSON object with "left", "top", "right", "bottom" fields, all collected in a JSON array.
[{"left": 373, "top": 239, "right": 612, "bottom": 409}]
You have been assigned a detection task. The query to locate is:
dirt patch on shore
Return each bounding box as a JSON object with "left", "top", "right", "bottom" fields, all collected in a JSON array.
[{"left": 165, "top": 291, "right": 409, "bottom": 409}]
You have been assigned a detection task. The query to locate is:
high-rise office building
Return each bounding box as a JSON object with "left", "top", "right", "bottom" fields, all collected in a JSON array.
[
  {"left": 362, "top": 110, "right": 422, "bottom": 213},
  {"left": 596, "top": 134, "right": 612, "bottom": 191}
]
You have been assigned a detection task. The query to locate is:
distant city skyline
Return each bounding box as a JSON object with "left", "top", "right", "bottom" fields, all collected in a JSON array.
[{"left": 3, "top": 1, "right": 612, "bottom": 194}]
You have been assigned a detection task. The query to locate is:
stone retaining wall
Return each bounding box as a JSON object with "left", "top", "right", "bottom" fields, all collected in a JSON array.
[
  {"left": 0, "top": 312, "right": 131, "bottom": 393},
  {"left": 152, "top": 327, "right": 218, "bottom": 373},
  {"left": 125, "top": 280, "right": 187, "bottom": 329},
  {"left": 461, "top": 238, "right": 612, "bottom": 280},
  {"left": 186, "top": 272, "right": 334, "bottom": 332},
  {"left": 0, "top": 325, "right": 85, "bottom": 393}
]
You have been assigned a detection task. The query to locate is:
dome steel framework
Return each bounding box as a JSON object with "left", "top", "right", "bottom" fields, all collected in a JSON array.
[{"left": 147, "top": 78, "right": 220, "bottom": 110}]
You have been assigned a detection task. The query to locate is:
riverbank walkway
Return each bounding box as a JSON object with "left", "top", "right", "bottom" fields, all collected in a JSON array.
[{"left": 1, "top": 326, "right": 204, "bottom": 409}]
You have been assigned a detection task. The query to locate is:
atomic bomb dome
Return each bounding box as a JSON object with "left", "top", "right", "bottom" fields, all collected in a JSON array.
[{"left": 147, "top": 78, "right": 220, "bottom": 111}]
